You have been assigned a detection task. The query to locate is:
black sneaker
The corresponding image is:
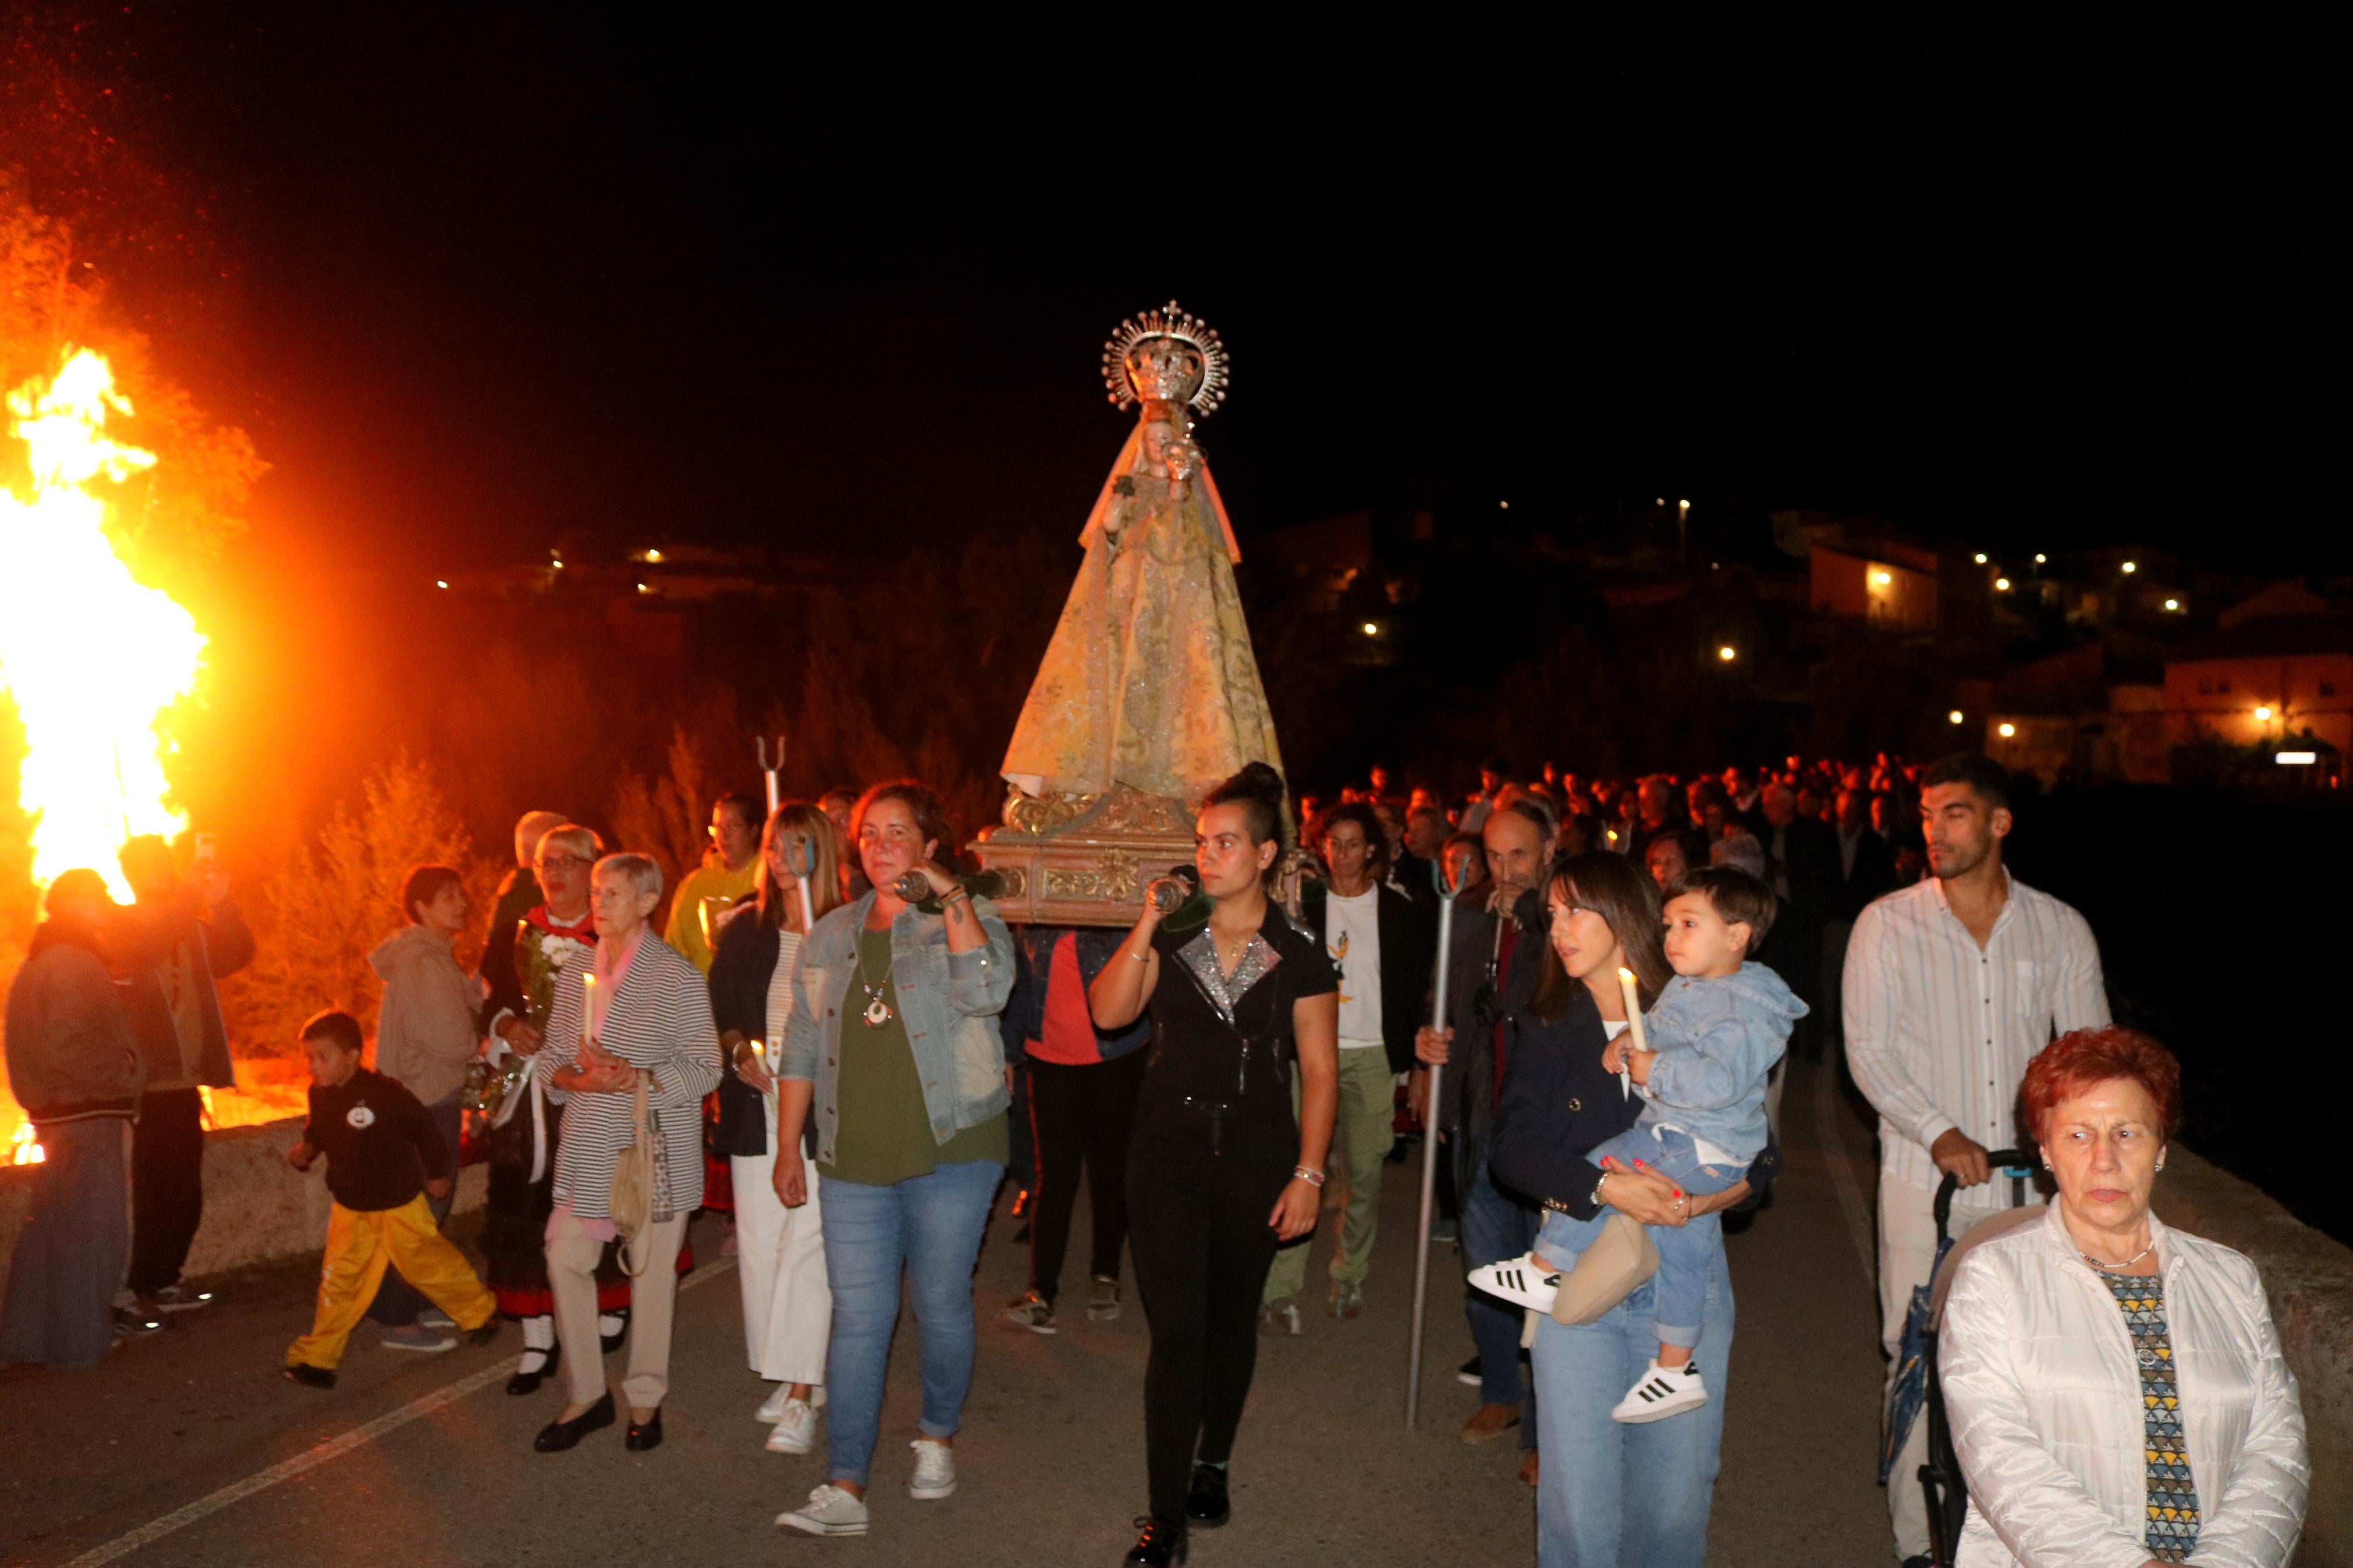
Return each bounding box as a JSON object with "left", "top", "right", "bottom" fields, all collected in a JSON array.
[
  {"left": 1457, "top": 1356, "right": 1482, "bottom": 1388},
  {"left": 466, "top": 1320, "right": 502, "bottom": 1347},
  {"left": 283, "top": 1363, "right": 337, "bottom": 1389},
  {"left": 1122, "top": 1516, "right": 1188, "bottom": 1566},
  {"left": 150, "top": 1284, "right": 214, "bottom": 1312},
  {"left": 113, "top": 1307, "right": 165, "bottom": 1338},
  {"left": 1184, "top": 1463, "right": 1230, "bottom": 1527}
]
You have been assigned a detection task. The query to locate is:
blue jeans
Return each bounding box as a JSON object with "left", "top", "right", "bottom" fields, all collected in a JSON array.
[
  {"left": 1460, "top": 1152, "right": 1541, "bottom": 1447},
  {"left": 821, "top": 1158, "right": 1003, "bottom": 1487},
  {"left": 1532, "top": 1240, "right": 1732, "bottom": 1567},
  {"left": 1533, "top": 1123, "right": 1740, "bottom": 1349}
]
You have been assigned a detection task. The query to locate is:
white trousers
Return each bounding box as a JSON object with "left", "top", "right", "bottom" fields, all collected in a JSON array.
[
  {"left": 1877, "top": 1164, "right": 2006, "bottom": 1561},
  {"left": 730, "top": 1148, "right": 831, "bottom": 1387}
]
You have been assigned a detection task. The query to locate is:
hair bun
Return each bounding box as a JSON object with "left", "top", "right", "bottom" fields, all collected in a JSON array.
[{"left": 1223, "top": 760, "right": 1286, "bottom": 802}]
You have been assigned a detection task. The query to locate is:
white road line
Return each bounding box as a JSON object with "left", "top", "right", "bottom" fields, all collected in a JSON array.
[
  {"left": 63, "top": 1255, "right": 737, "bottom": 1567},
  {"left": 1813, "top": 1059, "right": 1878, "bottom": 1287}
]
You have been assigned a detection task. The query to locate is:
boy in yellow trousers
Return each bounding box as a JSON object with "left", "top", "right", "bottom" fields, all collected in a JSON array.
[{"left": 283, "top": 1009, "right": 498, "bottom": 1388}]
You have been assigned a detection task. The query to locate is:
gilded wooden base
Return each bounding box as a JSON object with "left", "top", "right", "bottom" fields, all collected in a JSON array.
[{"left": 968, "top": 784, "right": 1198, "bottom": 928}]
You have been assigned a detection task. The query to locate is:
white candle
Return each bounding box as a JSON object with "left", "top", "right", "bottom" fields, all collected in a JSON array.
[
  {"left": 1616, "top": 966, "right": 1648, "bottom": 1100},
  {"left": 583, "top": 973, "right": 602, "bottom": 1047}
]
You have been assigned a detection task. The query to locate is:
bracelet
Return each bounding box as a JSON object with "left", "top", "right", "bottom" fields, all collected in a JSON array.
[
  {"left": 941, "top": 886, "right": 971, "bottom": 905},
  {"left": 1293, "top": 1166, "right": 1325, "bottom": 1187},
  {"left": 1130, "top": 947, "right": 1151, "bottom": 962}
]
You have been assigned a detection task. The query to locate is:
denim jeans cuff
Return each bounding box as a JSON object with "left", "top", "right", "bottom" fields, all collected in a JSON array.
[{"left": 917, "top": 1418, "right": 959, "bottom": 1440}]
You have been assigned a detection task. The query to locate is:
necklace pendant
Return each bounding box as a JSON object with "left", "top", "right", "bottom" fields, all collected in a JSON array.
[{"left": 862, "top": 997, "right": 894, "bottom": 1028}]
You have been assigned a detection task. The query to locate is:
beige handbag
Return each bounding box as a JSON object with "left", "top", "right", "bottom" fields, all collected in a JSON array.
[
  {"left": 608, "top": 1069, "right": 655, "bottom": 1274},
  {"left": 1548, "top": 1212, "right": 1661, "bottom": 1325}
]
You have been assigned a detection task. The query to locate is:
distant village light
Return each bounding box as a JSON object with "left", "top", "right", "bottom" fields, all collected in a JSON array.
[
  {"left": 1974, "top": 552, "right": 1989, "bottom": 564},
  {"left": 2121, "top": 560, "right": 2138, "bottom": 574},
  {"left": 636, "top": 582, "right": 651, "bottom": 594},
  {"left": 435, "top": 579, "right": 449, "bottom": 590},
  {"left": 645, "top": 547, "right": 665, "bottom": 563},
  {"left": 1499, "top": 500, "right": 1510, "bottom": 510},
  {"left": 1717, "top": 645, "right": 1736, "bottom": 662},
  {"left": 1948, "top": 710, "right": 1965, "bottom": 726},
  {"left": 2164, "top": 598, "right": 2181, "bottom": 611},
  {"left": 1998, "top": 722, "right": 2017, "bottom": 738},
  {"left": 1362, "top": 621, "right": 1380, "bottom": 637},
  {"left": 1994, "top": 577, "right": 2013, "bottom": 591},
  {"left": 2033, "top": 553, "right": 2047, "bottom": 564}
]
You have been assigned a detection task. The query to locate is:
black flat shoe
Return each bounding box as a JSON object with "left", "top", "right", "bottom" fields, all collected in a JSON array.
[
  {"left": 506, "top": 1345, "right": 558, "bottom": 1397},
  {"left": 624, "top": 1408, "right": 663, "bottom": 1451},
  {"left": 533, "top": 1392, "right": 615, "bottom": 1453},
  {"left": 283, "top": 1363, "right": 336, "bottom": 1390},
  {"left": 1184, "top": 1463, "right": 1230, "bottom": 1527},
  {"left": 1123, "top": 1516, "right": 1187, "bottom": 1566},
  {"left": 599, "top": 1309, "right": 629, "bottom": 1355}
]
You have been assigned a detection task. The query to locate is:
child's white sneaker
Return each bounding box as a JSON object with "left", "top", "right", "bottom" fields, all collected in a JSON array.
[
  {"left": 1465, "top": 1253, "right": 1560, "bottom": 1314},
  {"left": 1612, "top": 1360, "right": 1708, "bottom": 1423},
  {"left": 765, "top": 1397, "right": 818, "bottom": 1455},
  {"left": 776, "top": 1483, "right": 869, "bottom": 1537}
]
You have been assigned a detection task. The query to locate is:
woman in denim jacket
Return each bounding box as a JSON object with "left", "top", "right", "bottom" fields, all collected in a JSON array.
[{"left": 772, "top": 780, "right": 1014, "bottom": 1542}]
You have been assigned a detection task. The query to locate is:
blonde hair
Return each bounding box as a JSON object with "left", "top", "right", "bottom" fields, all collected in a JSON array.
[
  {"left": 537, "top": 823, "right": 604, "bottom": 867},
  {"left": 758, "top": 802, "right": 846, "bottom": 931}
]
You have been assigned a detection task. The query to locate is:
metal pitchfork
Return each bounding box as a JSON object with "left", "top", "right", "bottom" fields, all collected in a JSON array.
[
  {"left": 1405, "top": 851, "right": 1474, "bottom": 1428},
  {"left": 755, "top": 734, "right": 786, "bottom": 815}
]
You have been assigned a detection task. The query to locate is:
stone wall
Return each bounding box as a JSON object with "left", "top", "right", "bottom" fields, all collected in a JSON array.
[{"left": 0, "top": 1115, "right": 486, "bottom": 1303}]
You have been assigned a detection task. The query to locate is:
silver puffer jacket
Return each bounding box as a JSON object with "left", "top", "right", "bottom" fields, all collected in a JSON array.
[{"left": 1939, "top": 1203, "right": 2307, "bottom": 1567}]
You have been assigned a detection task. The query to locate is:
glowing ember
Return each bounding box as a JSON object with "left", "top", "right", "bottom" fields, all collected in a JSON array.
[
  {"left": 0, "top": 347, "right": 206, "bottom": 899},
  {"left": 8, "top": 1120, "right": 41, "bottom": 1165}
]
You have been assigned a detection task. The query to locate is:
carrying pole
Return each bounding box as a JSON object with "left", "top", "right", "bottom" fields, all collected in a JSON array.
[
  {"left": 1405, "top": 858, "right": 1468, "bottom": 1428},
  {"left": 756, "top": 735, "right": 785, "bottom": 816}
]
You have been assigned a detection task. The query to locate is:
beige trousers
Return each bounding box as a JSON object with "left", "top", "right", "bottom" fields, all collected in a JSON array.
[
  {"left": 1877, "top": 1167, "right": 2005, "bottom": 1561},
  {"left": 548, "top": 1207, "right": 687, "bottom": 1410}
]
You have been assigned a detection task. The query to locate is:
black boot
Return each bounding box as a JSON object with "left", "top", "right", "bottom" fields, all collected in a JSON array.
[
  {"left": 1122, "top": 1516, "right": 1188, "bottom": 1566},
  {"left": 1185, "top": 1464, "right": 1230, "bottom": 1527}
]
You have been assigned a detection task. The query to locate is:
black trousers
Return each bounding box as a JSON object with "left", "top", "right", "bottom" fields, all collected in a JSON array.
[
  {"left": 128, "top": 1087, "right": 205, "bottom": 1296},
  {"left": 1126, "top": 1110, "right": 1290, "bottom": 1525},
  {"left": 1027, "top": 1050, "right": 1146, "bottom": 1304}
]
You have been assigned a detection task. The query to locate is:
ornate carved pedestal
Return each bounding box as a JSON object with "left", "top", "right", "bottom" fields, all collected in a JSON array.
[{"left": 970, "top": 785, "right": 1198, "bottom": 929}]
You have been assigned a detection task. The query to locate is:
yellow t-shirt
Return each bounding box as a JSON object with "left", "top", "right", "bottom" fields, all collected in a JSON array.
[{"left": 662, "top": 858, "right": 760, "bottom": 974}]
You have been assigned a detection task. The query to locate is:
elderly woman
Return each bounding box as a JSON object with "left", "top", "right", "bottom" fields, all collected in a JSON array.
[
  {"left": 772, "top": 781, "right": 1014, "bottom": 1541},
  {"left": 529, "top": 852, "right": 723, "bottom": 1455},
  {"left": 1939, "top": 1028, "right": 2308, "bottom": 1566}
]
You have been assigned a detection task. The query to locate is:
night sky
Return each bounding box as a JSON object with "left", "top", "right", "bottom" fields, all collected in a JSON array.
[{"left": 12, "top": 9, "right": 2336, "bottom": 585}]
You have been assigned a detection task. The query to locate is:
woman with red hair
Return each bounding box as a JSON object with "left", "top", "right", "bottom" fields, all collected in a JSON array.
[{"left": 1937, "top": 1028, "right": 2309, "bottom": 1566}]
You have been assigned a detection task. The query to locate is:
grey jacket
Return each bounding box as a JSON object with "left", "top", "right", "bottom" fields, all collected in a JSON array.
[
  {"left": 778, "top": 890, "right": 1014, "bottom": 1166},
  {"left": 369, "top": 923, "right": 484, "bottom": 1107},
  {"left": 118, "top": 893, "right": 254, "bottom": 1091},
  {"left": 4, "top": 930, "right": 144, "bottom": 1123}
]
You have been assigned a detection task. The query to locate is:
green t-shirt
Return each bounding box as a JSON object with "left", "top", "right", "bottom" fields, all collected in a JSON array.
[{"left": 818, "top": 923, "right": 1008, "bottom": 1186}]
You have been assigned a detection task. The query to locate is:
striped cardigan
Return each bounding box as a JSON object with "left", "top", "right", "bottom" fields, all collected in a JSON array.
[{"left": 542, "top": 933, "right": 723, "bottom": 1219}]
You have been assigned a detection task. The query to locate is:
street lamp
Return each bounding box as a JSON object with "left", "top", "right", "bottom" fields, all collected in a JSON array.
[
  {"left": 1872, "top": 570, "right": 1893, "bottom": 586},
  {"left": 1361, "top": 621, "right": 1380, "bottom": 637},
  {"left": 2164, "top": 598, "right": 2181, "bottom": 611},
  {"left": 2254, "top": 705, "right": 2273, "bottom": 722},
  {"left": 1948, "top": 710, "right": 1965, "bottom": 726},
  {"left": 1997, "top": 722, "right": 2017, "bottom": 738},
  {"left": 2121, "top": 560, "right": 2138, "bottom": 574},
  {"left": 1994, "top": 577, "right": 2012, "bottom": 591},
  {"left": 2033, "top": 553, "right": 2046, "bottom": 564},
  {"left": 1717, "top": 645, "right": 1736, "bottom": 662},
  {"left": 435, "top": 579, "right": 449, "bottom": 590},
  {"left": 1973, "top": 553, "right": 1988, "bottom": 564}
]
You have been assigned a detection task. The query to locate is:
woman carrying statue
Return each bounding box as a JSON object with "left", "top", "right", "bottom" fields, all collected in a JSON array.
[
  {"left": 709, "top": 802, "right": 843, "bottom": 1456},
  {"left": 1088, "top": 762, "right": 1339, "bottom": 1568}
]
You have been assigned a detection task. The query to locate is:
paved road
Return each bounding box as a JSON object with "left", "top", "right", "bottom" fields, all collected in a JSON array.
[{"left": 2, "top": 1061, "right": 1896, "bottom": 1567}]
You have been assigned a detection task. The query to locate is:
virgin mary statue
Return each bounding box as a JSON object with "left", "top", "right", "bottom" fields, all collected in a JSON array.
[{"left": 1001, "top": 301, "right": 1283, "bottom": 805}]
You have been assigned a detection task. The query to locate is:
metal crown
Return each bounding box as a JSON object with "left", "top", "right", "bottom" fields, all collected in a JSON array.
[{"left": 1101, "top": 300, "right": 1230, "bottom": 417}]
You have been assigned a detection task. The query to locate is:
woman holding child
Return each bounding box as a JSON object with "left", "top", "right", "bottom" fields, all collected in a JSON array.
[{"left": 1484, "top": 853, "right": 1783, "bottom": 1567}]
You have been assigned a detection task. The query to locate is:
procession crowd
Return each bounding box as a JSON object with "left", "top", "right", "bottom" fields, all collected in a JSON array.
[{"left": 1, "top": 752, "right": 2314, "bottom": 1567}]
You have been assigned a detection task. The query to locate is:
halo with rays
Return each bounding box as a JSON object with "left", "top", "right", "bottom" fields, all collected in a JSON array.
[{"left": 1101, "top": 300, "right": 1230, "bottom": 417}]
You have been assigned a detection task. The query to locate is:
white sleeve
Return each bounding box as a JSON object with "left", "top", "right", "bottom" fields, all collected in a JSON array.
[
  {"left": 2186, "top": 1255, "right": 2309, "bottom": 1567},
  {"left": 1840, "top": 902, "right": 1953, "bottom": 1151},
  {"left": 1936, "top": 1251, "right": 2152, "bottom": 1568},
  {"left": 2052, "top": 905, "right": 2112, "bottom": 1036}
]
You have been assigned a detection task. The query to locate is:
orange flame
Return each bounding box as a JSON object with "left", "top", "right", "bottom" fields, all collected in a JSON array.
[
  {"left": 0, "top": 347, "right": 206, "bottom": 899},
  {"left": 7, "top": 1120, "right": 41, "bottom": 1165}
]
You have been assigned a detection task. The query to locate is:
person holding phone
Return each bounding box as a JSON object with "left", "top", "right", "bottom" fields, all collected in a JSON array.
[{"left": 1088, "top": 762, "right": 1340, "bottom": 1567}]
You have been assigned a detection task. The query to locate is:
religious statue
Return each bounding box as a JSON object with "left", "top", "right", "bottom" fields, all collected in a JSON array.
[
  {"left": 1002, "top": 301, "right": 1283, "bottom": 802},
  {"left": 978, "top": 302, "right": 1288, "bottom": 926}
]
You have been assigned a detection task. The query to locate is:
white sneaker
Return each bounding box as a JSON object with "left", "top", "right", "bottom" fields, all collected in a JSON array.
[
  {"left": 907, "top": 1437, "right": 956, "bottom": 1499},
  {"left": 766, "top": 1398, "right": 818, "bottom": 1455},
  {"left": 757, "top": 1383, "right": 790, "bottom": 1424},
  {"left": 1612, "top": 1361, "right": 1708, "bottom": 1423},
  {"left": 776, "top": 1483, "right": 869, "bottom": 1537},
  {"left": 1465, "top": 1253, "right": 1560, "bottom": 1314}
]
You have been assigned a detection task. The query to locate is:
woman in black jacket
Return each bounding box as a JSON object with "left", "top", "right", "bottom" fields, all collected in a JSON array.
[
  {"left": 1486, "top": 853, "right": 1770, "bottom": 1566},
  {"left": 1088, "top": 763, "right": 1339, "bottom": 1567}
]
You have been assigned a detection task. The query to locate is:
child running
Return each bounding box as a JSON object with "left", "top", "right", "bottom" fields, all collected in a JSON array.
[
  {"left": 1469, "top": 866, "right": 1802, "bottom": 1422},
  {"left": 283, "top": 1008, "right": 499, "bottom": 1387}
]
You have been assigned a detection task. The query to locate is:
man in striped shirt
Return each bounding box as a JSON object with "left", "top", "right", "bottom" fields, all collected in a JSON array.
[{"left": 1842, "top": 753, "right": 2110, "bottom": 1566}]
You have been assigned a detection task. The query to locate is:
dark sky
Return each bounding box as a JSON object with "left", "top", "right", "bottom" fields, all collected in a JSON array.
[{"left": 20, "top": 9, "right": 2337, "bottom": 583}]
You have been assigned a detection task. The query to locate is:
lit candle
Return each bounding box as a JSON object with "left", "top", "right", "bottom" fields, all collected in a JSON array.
[
  {"left": 582, "top": 973, "right": 601, "bottom": 1047},
  {"left": 1616, "top": 966, "right": 1648, "bottom": 1099}
]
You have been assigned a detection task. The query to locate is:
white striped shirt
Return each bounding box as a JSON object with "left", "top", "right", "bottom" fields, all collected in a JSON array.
[
  {"left": 1843, "top": 870, "right": 2109, "bottom": 1195},
  {"left": 542, "top": 933, "right": 723, "bottom": 1219}
]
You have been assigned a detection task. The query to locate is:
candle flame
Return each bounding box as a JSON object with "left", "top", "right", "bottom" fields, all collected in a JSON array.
[{"left": 0, "top": 347, "right": 207, "bottom": 900}]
